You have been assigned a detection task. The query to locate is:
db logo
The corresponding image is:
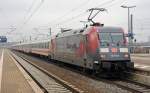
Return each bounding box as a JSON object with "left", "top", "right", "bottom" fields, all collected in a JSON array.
[{"left": 111, "top": 48, "right": 118, "bottom": 53}]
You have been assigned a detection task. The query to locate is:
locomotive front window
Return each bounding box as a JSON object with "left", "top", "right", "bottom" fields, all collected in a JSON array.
[
  {"left": 111, "top": 33, "right": 124, "bottom": 43},
  {"left": 99, "top": 33, "right": 111, "bottom": 43},
  {"left": 99, "top": 32, "right": 124, "bottom": 46}
]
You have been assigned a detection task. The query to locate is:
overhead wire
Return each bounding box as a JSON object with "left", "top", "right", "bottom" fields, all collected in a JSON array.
[
  {"left": 34, "top": 0, "right": 126, "bottom": 37},
  {"left": 23, "top": 0, "right": 45, "bottom": 25},
  {"left": 15, "top": 0, "right": 128, "bottom": 41},
  {"left": 5, "top": 0, "right": 43, "bottom": 36},
  {"left": 105, "top": 0, "right": 127, "bottom": 9},
  {"left": 37, "top": 0, "right": 118, "bottom": 29},
  {"left": 0, "top": 8, "right": 12, "bottom": 26},
  {"left": 16, "top": 0, "right": 44, "bottom": 32},
  {"left": 45, "top": 0, "right": 91, "bottom": 27},
  {"left": 61, "top": 0, "right": 130, "bottom": 29},
  {"left": 95, "top": 0, "right": 115, "bottom": 7},
  {"left": 132, "top": 17, "right": 150, "bottom": 31},
  {"left": 2, "top": 0, "right": 38, "bottom": 36},
  {"left": 22, "top": 0, "right": 37, "bottom": 24},
  {"left": 9, "top": 0, "right": 45, "bottom": 42},
  {"left": 52, "top": 11, "right": 87, "bottom": 28},
  {"left": 51, "top": 0, "right": 118, "bottom": 27},
  {"left": 0, "top": 7, "right": 17, "bottom": 36}
]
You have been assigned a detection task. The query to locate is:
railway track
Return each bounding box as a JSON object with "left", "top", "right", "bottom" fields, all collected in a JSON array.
[
  {"left": 122, "top": 70, "right": 150, "bottom": 87},
  {"left": 110, "top": 79, "right": 150, "bottom": 93},
  {"left": 10, "top": 51, "right": 83, "bottom": 93},
  {"left": 12, "top": 50, "right": 150, "bottom": 93},
  {"left": 90, "top": 73, "right": 150, "bottom": 93}
]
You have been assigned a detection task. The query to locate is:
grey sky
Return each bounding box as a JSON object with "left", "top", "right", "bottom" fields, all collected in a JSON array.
[{"left": 0, "top": 0, "right": 150, "bottom": 42}]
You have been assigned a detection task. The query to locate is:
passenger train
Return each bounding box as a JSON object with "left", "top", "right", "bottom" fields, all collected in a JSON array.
[{"left": 11, "top": 23, "right": 134, "bottom": 74}]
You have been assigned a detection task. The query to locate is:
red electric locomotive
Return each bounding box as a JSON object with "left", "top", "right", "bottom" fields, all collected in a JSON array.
[{"left": 50, "top": 23, "right": 134, "bottom": 73}]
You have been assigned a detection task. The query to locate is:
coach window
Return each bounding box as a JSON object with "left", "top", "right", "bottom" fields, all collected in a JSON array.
[
  {"left": 42, "top": 43, "right": 45, "bottom": 48},
  {"left": 46, "top": 43, "right": 48, "bottom": 48},
  {"left": 39, "top": 43, "right": 40, "bottom": 48},
  {"left": 39, "top": 43, "right": 41, "bottom": 48},
  {"left": 40, "top": 43, "right": 42, "bottom": 48},
  {"left": 36, "top": 44, "right": 38, "bottom": 48},
  {"left": 38, "top": 44, "right": 40, "bottom": 48},
  {"left": 43, "top": 43, "right": 45, "bottom": 48},
  {"left": 45, "top": 43, "right": 47, "bottom": 48},
  {"left": 47, "top": 42, "right": 49, "bottom": 48},
  {"left": 41, "top": 43, "right": 43, "bottom": 48},
  {"left": 46, "top": 43, "right": 47, "bottom": 48},
  {"left": 44, "top": 43, "right": 45, "bottom": 48},
  {"left": 47, "top": 43, "right": 49, "bottom": 48},
  {"left": 38, "top": 44, "right": 39, "bottom": 48}
]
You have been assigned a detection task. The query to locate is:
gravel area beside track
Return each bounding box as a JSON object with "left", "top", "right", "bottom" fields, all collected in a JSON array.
[{"left": 13, "top": 51, "right": 131, "bottom": 93}]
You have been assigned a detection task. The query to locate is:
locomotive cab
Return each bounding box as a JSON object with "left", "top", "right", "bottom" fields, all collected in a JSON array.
[
  {"left": 85, "top": 25, "right": 134, "bottom": 71},
  {"left": 98, "top": 27, "right": 134, "bottom": 70}
]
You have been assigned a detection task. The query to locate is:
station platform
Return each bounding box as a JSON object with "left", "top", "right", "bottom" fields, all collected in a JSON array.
[
  {"left": 131, "top": 54, "right": 150, "bottom": 57},
  {"left": 0, "top": 49, "right": 42, "bottom": 93},
  {"left": 131, "top": 54, "right": 150, "bottom": 71}
]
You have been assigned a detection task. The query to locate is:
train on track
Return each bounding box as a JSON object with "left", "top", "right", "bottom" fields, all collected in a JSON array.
[
  {"left": 11, "top": 8, "right": 134, "bottom": 75},
  {"left": 11, "top": 23, "right": 134, "bottom": 74}
]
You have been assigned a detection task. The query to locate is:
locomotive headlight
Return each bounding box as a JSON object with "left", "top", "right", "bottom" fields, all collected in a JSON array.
[
  {"left": 100, "top": 48, "right": 109, "bottom": 52},
  {"left": 100, "top": 54, "right": 106, "bottom": 59},
  {"left": 120, "top": 48, "right": 128, "bottom": 52},
  {"left": 94, "top": 61, "right": 99, "bottom": 64},
  {"left": 124, "top": 54, "right": 129, "bottom": 58}
]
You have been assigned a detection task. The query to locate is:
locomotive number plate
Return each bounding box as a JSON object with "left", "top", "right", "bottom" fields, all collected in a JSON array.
[{"left": 111, "top": 54, "right": 120, "bottom": 57}]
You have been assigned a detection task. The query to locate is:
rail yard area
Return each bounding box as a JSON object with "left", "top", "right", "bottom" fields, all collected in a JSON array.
[{"left": 0, "top": 48, "right": 150, "bottom": 93}]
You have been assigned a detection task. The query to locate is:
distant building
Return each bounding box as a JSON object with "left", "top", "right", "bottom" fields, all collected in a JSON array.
[{"left": 0, "top": 36, "right": 7, "bottom": 43}]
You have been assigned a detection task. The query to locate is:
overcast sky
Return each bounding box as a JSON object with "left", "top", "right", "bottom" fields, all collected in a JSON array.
[{"left": 0, "top": 0, "right": 150, "bottom": 42}]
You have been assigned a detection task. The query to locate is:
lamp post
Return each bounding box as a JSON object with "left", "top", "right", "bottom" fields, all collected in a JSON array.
[{"left": 121, "top": 5, "right": 136, "bottom": 45}]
